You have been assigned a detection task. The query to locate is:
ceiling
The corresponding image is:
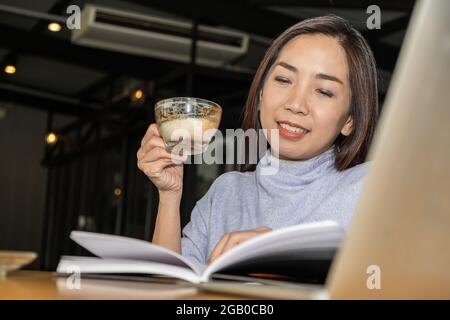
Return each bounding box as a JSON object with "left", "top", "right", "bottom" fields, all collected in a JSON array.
[{"left": 0, "top": 0, "right": 416, "bottom": 118}]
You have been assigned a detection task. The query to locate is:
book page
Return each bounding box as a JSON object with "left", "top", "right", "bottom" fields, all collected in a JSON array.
[
  {"left": 57, "top": 256, "right": 203, "bottom": 283},
  {"left": 202, "top": 221, "right": 343, "bottom": 282},
  {"left": 70, "top": 231, "right": 204, "bottom": 274}
]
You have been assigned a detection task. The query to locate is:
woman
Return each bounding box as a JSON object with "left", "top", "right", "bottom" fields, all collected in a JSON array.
[{"left": 137, "top": 15, "right": 379, "bottom": 265}]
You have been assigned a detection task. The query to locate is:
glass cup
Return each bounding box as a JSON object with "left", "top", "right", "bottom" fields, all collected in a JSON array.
[{"left": 155, "top": 97, "right": 222, "bottom": 156}]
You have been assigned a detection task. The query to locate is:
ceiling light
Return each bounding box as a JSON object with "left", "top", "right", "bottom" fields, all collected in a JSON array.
[
  {"left": 131, "top": 89, "right": 144, "bottom": 101},
  {"left": 113, "top": 187, "right": 122, "bottom": 197},
  {"left": 45, "top": 132, "right": 58, "bottom": 145},
  {"left": 48, "top": 22, "right": 62, "bottom": 32},
  {"left": 4, "top": 65, "right": 16, "bottom": 74}
]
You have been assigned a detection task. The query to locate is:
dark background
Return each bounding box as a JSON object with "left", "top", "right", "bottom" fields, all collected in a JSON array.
[{"left": 0, "top": 0, "right": 415, "bottom": 271}]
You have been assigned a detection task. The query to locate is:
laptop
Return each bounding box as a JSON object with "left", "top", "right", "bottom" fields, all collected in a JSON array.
[{"left": 197, "top": 0, "right": 450, "bottom": 299}]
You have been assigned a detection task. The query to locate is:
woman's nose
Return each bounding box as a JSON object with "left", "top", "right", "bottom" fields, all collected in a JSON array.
[{"left": 284, "top": 91, "right": 309, "bottom": 115}]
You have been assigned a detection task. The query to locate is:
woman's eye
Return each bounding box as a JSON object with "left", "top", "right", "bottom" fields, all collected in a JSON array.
[
  {"left": 317, "top": 89, "right": 334, "bottom": 98},
  {"left": 274, "top": 76, "right": 291, "bottom": 84}
]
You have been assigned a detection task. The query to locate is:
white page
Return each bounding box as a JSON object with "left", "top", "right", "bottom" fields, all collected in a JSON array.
[
  {"left": 57, "top": 256, "right": 203, "bottom": 284},
  {"left": 242, "top": 228, "right": 343, "bottom": 260},
  {"left": 70, "top": 231, "right": 204, "bottom": 275},
  {"left": 202, "top": 221, "right": 342, "bottom": 282}
]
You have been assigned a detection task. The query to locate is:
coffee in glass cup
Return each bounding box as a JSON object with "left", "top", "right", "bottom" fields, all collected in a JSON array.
[{"left": 155, "top": 97, "right": 222, "bottom": 156}]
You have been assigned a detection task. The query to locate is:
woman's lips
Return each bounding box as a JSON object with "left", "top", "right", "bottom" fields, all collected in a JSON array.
[{"left": 277, "top": 122, "right": 308, "bottom": 140}]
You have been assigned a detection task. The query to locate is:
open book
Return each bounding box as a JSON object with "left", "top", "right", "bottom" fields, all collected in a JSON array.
[{"left": 57, "top": 221, "right": 343, "bottom": 284}]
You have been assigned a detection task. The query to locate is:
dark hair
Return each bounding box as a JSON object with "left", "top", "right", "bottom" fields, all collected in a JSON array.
[{"left": 239, "top": 15, "right": 379, "bottom": 172}]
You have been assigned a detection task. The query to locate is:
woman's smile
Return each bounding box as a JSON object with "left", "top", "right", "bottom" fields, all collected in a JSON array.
[{"left": 277, "top": 120, "right": 310, "bottom": 140}]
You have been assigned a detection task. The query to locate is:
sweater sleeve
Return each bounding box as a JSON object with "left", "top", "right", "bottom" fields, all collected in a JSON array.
[
  {"left": 180, "top": 197, "right": 211, "bottom": 265},
  {"left": 180, "top": 173, "right": 226, "bottom": 265},
  {"left": 180, "top": 171, "right": 240, "bottom": 265}
]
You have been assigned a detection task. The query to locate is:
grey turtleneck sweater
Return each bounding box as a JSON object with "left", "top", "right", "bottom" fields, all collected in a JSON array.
[{"left": 181, "top": 146, "right": 370, "bottom": 264}]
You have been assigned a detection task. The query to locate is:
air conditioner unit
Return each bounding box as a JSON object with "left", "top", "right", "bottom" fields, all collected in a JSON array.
[{"left": 71, "top": 5, "right": 250, "bottom": 67}]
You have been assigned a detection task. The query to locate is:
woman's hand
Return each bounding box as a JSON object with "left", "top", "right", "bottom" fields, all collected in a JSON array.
[
  {"left": 207, "top": 227, "right": 272, "bottom": 265},
  {"left": 137, "top": 123, "right": 188, "bottom": 194}
]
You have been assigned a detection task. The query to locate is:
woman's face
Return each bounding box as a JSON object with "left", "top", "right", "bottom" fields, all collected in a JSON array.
[{"left": 260, "top": 34, "right": 353, "bottom": 160}]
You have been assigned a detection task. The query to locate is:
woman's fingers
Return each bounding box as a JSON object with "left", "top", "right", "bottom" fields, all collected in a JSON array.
[
  {"left": 255, "top": 226, "right": 271, "bottom": 232},
  {"left": 139, "top": 128, "right": 187, "bottom": 162},
  {"left": 138, "top": 149, "right": 185, "bottom": 176},
  {"left": 142, "top": 158, "right": 176, "bottom": 177},
  {"left": 140, "top": 123, "right": 161, "bottom": 148},
  {"left": 221, "top": 231, "right": 257, "bottom": 256},
  {"left": 142, "top": 135, "right": 166, "bottom": 153},
  {"left": 207, "top": 227, "right": 272, "bottom": 265},
  {"left": 137, "top": 123, "right": 186, "bottom": 193},
  {"left": 141, "top": 146, "right": 186, "bottom": 164},
  {"left": 208, "top": 233, "right": 231, "bottom": 265},
  {"left": 208, "top": 232, "right": 253, "bottom": 265}
]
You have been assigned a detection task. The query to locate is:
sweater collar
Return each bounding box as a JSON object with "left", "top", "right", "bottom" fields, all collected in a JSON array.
[{"left": 256, "top": 146, "right": 337, "bottom": 185}]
